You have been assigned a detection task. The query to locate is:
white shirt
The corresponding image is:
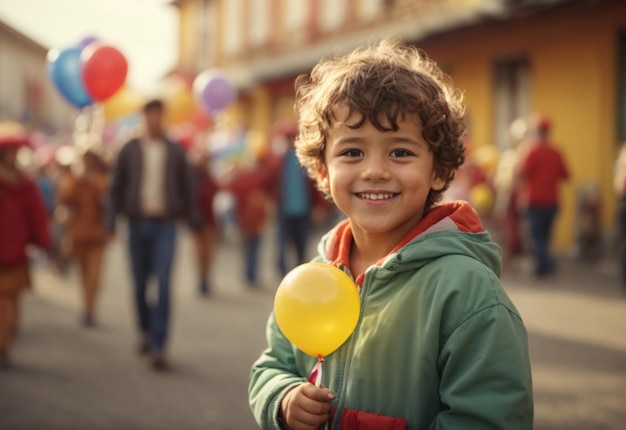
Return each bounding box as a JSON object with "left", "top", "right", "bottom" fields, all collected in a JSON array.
[{"left": 140, "top": 137, "right": 167, "bottom": 216}]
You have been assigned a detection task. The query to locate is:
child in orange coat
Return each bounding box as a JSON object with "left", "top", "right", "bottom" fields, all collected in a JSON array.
[{"left": 57, "top": 147, "right": 110, "bottom": 326}]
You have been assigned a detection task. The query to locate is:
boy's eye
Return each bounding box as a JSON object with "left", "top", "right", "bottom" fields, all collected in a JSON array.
[
  {"left": 341, "top": 149, "right": 363, "bottom": 157},
  {"left": 390, "top": 148, "right": 413, "bottom": 158}
]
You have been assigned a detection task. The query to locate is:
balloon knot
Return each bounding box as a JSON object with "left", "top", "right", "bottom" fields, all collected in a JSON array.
[{"left": 317, "top": 355, "right": 325, "bottom": 363}]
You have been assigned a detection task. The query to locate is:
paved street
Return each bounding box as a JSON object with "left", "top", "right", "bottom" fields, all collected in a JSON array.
[{"left": 1, "top": 224, "right": 625, "bottom": 430}]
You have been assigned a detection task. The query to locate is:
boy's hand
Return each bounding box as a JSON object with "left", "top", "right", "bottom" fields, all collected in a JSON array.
[{"left": 280, "top": 382, "right": 335, "bottom": 430}]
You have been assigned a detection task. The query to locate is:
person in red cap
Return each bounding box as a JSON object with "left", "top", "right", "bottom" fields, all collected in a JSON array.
[
  {"left": 0, "top": 121, "right": 51, "bottom": 369},
  {"left": 518, "top": 113, "right": 570, "bottom": 277}
]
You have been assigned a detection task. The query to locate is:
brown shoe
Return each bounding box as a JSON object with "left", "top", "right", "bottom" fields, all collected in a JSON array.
[
  {"left": 151, "top": 354, "right": 170, "bottom": 371},
  {"left": 137, "top": 334, "right": 150, "bottom": 356}
]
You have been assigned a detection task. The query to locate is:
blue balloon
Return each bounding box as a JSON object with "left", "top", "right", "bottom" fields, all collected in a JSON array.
[{"left": 47, "top": 47, "right": 93, "bottom": 109}]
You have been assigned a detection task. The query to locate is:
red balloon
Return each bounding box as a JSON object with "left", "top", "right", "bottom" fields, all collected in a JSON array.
[{"left": 81, "top": 43, "right": 128, "bottom": 101}]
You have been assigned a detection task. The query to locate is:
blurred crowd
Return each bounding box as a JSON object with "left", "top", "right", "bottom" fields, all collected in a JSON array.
[
  {"left": 2, "top": 102, "right": 624, "bottom": 371},
  {"left": 0, "top": 102, "right": 336, "bottom": 371}
]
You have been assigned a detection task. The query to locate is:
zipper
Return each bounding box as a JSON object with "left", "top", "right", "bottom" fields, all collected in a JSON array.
[{"left": 330, "top": 265, "right": 375, "bottom": 429}]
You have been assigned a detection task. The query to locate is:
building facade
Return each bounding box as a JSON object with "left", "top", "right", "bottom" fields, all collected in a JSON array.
[
  {"left": 174, "top": 0, "right": 626, "bottom": 252},
  {"left": 0, "top": 19, "right": 74, "bottom": 132}
]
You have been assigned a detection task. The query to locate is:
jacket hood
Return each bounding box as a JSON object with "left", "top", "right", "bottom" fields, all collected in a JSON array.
[{"left": 319, "top": 201, "right": 502, "bottom": 279}]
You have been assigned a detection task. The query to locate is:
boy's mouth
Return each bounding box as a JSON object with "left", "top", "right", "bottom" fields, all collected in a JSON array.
[{"left": 358, "top": 192, "right": 397, "bottom": 200}]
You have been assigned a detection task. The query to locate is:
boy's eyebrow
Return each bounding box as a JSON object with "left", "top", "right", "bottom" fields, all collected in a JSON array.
[
  {"left": 333, "top": 136, "right": 366, "bottom": 145},
  {"left": 389, "top": 136, "right": 423, "bottom": 146},
  {"left": 333, "top": 136, "right": 423, "bottom": 145}
]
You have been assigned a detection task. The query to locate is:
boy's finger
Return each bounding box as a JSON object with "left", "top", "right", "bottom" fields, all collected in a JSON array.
[{"left": 301, "top": 382, "right": 336, "bottom": 402}]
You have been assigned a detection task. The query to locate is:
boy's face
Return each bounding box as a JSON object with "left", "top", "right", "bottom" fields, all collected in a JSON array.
[{"left": 318, "top": 109, "right": 445, "bottom": 240}]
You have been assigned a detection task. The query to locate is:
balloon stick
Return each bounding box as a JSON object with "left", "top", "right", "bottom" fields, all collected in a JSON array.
[
  {"left": 307, "top": 356, "right": 330, "bottom": 430},
  {"left": 307, "top": 355, "right": 324, "bottom": 387}
]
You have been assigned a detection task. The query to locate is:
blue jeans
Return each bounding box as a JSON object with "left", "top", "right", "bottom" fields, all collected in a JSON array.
[
  {"left": 128, "top": 219, "right": 176, "bottom": 352},
  {"left": 277, "top": 214, "right": 310, "bottom": 277},
  {"left": 244, "top": 234, "right": 261, "bottom": 284},
  {"left": 526, "top": 206, "right": 558, "bottom": 276}
]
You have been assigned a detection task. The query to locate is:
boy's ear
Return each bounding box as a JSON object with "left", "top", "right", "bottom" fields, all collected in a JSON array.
[
  {"left": 315, "top": 161, "right": 330, "bottom": 191},
  {"left": 431, "top": 173, "right": 447, "bottom": 192}
]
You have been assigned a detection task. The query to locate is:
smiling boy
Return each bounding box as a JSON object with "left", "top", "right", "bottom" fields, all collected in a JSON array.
[{"left": 249, "top": 40, "right": 533, "bottom": 430}]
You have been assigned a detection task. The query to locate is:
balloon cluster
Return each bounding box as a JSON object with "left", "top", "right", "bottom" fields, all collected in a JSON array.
[
  {"left": 47, "top": 34, "right": 239, "bottom": 157},
  {"left": 47, "top": 36, "right": 128, "bottom": 109}
]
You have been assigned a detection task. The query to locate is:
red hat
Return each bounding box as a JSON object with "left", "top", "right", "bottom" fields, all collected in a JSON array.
[
  {"left": 0, "top": 121, "right": 30, "bottom": 149},
  {"left": 532, "top": 114, "right": 551, "bottom": 132}
]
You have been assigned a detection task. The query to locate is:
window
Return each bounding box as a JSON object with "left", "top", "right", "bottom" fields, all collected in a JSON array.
[
  {"left": 319, "top": 0, "right": 347, "bottom": 33},
  {"left": 284, "top": 0, "right": 309, "bottom": 46},
  {"left": 197, "top": 0, "right": 213, "bottom": 70},
  {"left": 249, "top": 0, "right": 270, "bottom": 49},
  {"left": 360, "top": 0, "right": 383, "bottom": 20},
  {"left": 223, "top": 0, "right": 244, "bottom": 57},
  {"left": 493, "top": 57, "right": 531, "bottom": 149}
]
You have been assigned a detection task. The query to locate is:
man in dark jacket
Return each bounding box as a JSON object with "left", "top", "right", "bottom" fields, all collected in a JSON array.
[{"left": 107, "top": 99, "right": 201, "bottom": 370}]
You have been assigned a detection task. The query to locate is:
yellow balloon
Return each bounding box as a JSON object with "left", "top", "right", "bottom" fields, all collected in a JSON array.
[
  {"left": 101, "top": 86, "right": 144, "bottom": 123},
  {"left": 274, "top": 263, "right": 360, "bottom": 357},
  {"left": 165, "top": 87, "right": 196, "bottom": 126},
  {"left": 469, "top": 183, "right": 494, "bottom": 214}
]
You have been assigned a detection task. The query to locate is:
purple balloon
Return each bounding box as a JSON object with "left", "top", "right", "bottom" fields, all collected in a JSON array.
[
  {"left": 78, "top": 35, "right": 99, "bottom": 48},
  {"left": 193, "top": 70, "right": 236, "bottom": 113}
]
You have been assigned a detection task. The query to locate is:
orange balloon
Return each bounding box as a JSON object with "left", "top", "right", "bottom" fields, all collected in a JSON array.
[{"left": 274, "top": 263, "right": 360, "bottom": 357}]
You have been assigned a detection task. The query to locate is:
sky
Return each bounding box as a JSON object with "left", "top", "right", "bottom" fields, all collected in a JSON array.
[{"left": 0, "top": 0, "right": 179, "bottom": 94}]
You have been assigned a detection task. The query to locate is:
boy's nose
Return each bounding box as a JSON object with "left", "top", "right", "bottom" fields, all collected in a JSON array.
[{"left": 361, "top": 156, "right": 391, "bottom": 181}]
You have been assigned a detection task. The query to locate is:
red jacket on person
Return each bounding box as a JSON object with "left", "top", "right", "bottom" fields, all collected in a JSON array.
[
  {"left": 226, "top": 165, "right": 274, "bottom": 236},
  {"left": 0, "top": 175, "right": 51, "bottom": 267},
  {"left": 519, "top": 138, "right": 569, "bottom": 207}
]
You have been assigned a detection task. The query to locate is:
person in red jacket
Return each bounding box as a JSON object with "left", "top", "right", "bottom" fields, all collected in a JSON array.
[
  {"left": 225, "top": 157, "right": 274, "bottom": 287},
  {"left": 190, "top": 147, "right": 220, "bottom": 296},
  {"left": 519, "top": 114, "right": 570, "bottom": 277},
  {"left": 0, "top": 121, "right": 51, "bottom": 369}
]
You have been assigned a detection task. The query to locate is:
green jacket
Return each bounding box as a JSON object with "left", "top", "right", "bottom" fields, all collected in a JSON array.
[{"left": 249, "top": 202, "right": 533, "bottom": 429}]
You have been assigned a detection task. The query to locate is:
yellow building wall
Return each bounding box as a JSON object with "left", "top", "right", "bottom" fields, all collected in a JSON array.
[
  {"left": 421, "top": 1, "right": 626, "bottom": 252},
  {"left": 189, "top": 0, "right": 626, "bottom": 252}
]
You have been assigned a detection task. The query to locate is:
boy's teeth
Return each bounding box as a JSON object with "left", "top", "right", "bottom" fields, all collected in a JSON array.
[{"left": 361, "top": 193, "right": 393, "bottom": 200}]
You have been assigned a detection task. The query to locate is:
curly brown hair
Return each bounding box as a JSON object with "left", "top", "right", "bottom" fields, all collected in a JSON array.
[{"left": 294, "top": 39, "right": 467, "bottom": 210}]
